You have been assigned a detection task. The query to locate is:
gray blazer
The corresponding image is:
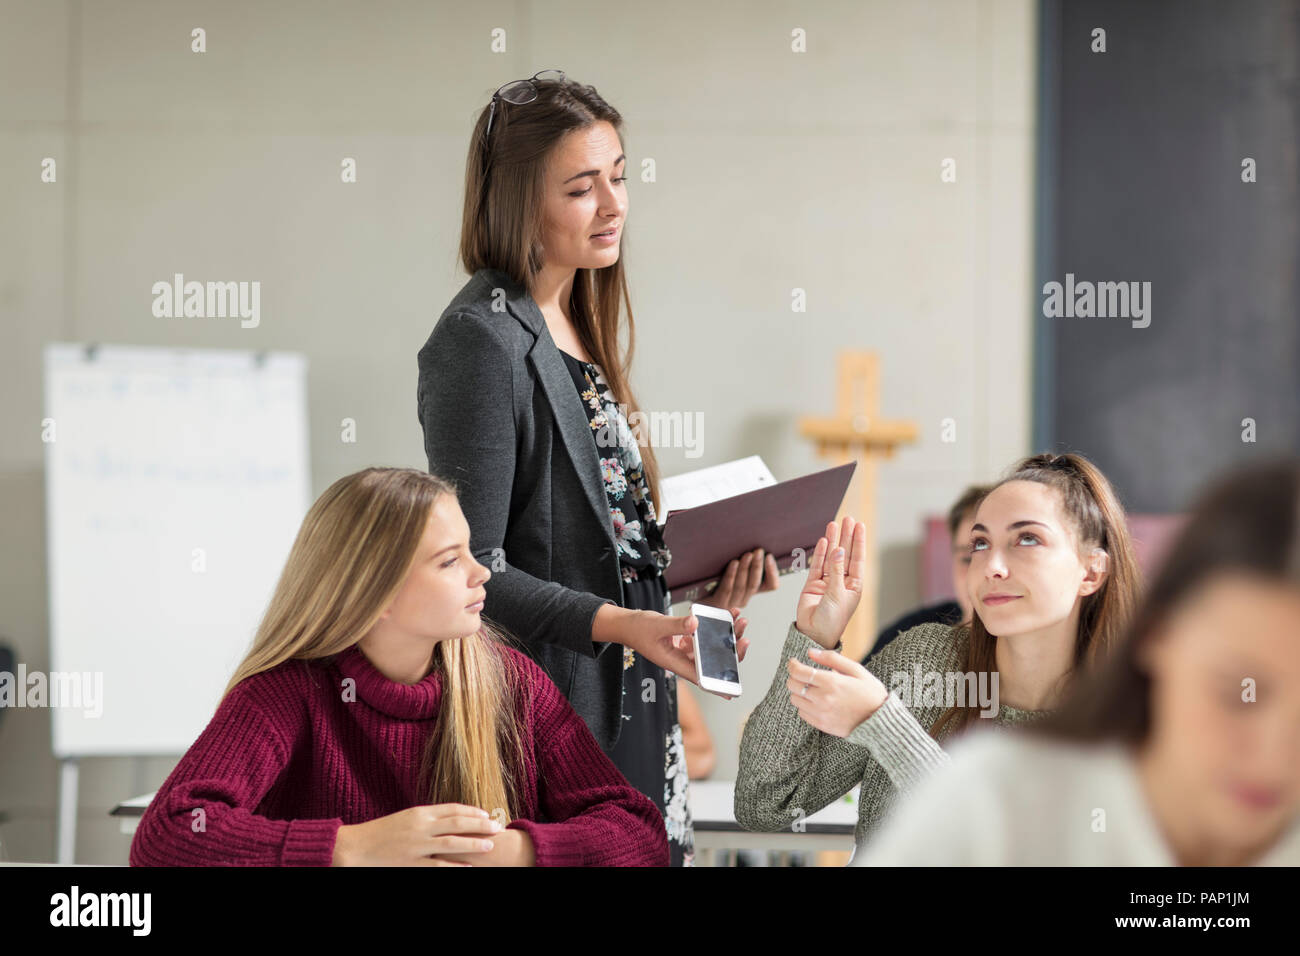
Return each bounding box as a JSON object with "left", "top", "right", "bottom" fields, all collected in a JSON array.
[{"left": 417, "top": 266, "right": 639, "bottom": 753}]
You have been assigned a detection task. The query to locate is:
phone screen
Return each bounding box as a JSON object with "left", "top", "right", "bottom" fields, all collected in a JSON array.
[{"left": 696, "top": 614, "right": 739, "bottom": 684}]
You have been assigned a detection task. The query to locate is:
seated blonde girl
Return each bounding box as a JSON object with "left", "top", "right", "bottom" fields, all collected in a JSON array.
[{"left": 130, "top": 467, "right": 670, "bottom": 866}]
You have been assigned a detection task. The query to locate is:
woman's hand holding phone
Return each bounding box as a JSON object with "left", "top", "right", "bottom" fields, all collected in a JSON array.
[
  {"left": 612, "top": 607, "right": 750, "bottom": 686},
  {"left": 685, "top": 604, "right": 750, "bottom": 699}
]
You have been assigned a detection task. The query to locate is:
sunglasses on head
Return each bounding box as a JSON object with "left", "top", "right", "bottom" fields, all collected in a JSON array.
[{"left": 484, "top": 69, "right": 566, "bottom": 144}]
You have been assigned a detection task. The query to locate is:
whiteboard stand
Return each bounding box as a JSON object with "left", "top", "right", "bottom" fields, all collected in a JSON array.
[{"left": 57, "top": 759, "right": 78, "bottom": 864}]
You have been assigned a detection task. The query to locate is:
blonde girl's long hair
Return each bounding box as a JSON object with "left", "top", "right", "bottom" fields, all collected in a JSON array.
[
  {"left": 930, "top": 452, "right": 1142, "bottom": 738},
  {"left": 222, "top": 467, "right": 530, "bottom": 819}
]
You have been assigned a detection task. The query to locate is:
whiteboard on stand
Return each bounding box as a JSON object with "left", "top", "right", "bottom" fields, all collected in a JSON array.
[{"left": 43, "top": 343, "right": 311, "bottom": 758}]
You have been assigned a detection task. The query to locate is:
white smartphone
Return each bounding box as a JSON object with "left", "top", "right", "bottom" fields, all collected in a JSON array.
[{"left": 690, "top": 603, "right": 742, "bottom": 698}]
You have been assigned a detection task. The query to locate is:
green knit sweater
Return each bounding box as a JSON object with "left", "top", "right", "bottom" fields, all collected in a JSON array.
[{"left": 734, "top": 620, "right": 1049, "bottom": 848}]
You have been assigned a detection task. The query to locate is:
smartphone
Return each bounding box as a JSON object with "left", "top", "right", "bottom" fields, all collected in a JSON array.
[{"left": 690, "top": 603, "right": 742, "bottom": 698}]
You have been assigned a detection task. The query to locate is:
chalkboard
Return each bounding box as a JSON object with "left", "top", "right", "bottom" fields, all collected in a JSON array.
[
  {"left": 1038, "top": 0, "right": 1300, "bottom": 510},
  {"left": 42, "top": 344, "right": 311, "bottom": 757}
]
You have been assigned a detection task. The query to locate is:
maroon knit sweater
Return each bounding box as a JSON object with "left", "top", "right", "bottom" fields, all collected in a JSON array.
[{"left": 129, "top": 640, "right": 669, "bottom": 867}]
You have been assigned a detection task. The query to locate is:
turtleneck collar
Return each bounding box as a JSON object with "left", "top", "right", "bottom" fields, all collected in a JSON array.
[{"left": 333, "top": 644, "right": 443, "bottom": 720}]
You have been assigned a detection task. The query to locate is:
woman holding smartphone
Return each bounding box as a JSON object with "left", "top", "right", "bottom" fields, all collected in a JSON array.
[
  {"left": 734, "top": 453, "right": 1142, "bottom": 857},
  {"left": 417, "top": 71, "right": 774, "bottom": 866},
  {"left": 860, "top": 460, "right": 1300, "bottom": 865},
  {"left": 130, "top": 468, "right": 678, "bottom": 866}
]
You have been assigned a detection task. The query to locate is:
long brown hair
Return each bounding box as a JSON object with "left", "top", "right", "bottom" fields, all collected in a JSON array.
[
  {"left": 931, "top": 452, "right": 1142, "bottom": 737},
  {"left": 223, "top": 468, "right": 530, "bottom": 818},
  {"left": 1034, "top": 458, "right": 1300, "bottom": 744},
  {"left": 458, "top": 73, "right": 664, "bottom": 515}
]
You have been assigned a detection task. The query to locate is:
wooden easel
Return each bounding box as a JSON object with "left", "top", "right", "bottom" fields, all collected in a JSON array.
[{"left": 798, "top": 351, "right": 918, "bottom": 663}]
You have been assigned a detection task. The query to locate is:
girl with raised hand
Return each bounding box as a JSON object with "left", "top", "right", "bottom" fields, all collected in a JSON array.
[
  {"left": 734, "top": 452, "right": 1141, "bottom": 857},
  {"left": 859, "top": 459, "right": 1300, "bottom": 865},
  {"left": 130, "top": 467, "right": 670, "bottom": 867}
]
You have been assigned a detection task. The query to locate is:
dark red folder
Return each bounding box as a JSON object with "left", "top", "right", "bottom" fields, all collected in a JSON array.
[{"left": 662, "top": 462, "right": 857, "bottom": 603}]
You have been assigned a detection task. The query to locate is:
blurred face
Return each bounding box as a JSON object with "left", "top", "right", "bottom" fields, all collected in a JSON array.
[
  {"left": 967, "top": 480, "right": 1106, "bottom": 638},
  {"left": 1139, "top": 573, "right": 1300, "bottom": 855},
  {"left": 949, "top": 508, "right": 978, "bottom": 623},
  {"left": 539, "top": 120, "right": 627, "bottom": 271},
  {"left": 373, "top": 495, "right": 491, "bottom": 644}
]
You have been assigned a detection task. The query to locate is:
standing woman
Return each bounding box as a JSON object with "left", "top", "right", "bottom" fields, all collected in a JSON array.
[{"left": 418, "top": 70, "right": 775, "bottom": 866}]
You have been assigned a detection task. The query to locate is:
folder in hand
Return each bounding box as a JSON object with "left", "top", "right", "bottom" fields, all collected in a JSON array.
[{"left": 660, "top": 459, "right": 857, "bottom": 603}]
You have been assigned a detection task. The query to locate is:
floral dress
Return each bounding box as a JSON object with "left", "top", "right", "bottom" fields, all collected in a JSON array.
[{"left": 559, "top": 348, "right": 694, "bottom": 867}]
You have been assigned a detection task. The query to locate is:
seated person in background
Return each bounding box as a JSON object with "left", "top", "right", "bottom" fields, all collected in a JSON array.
[
  {"left": 734, "top": 453, "right": 1142, "bottom": 856},
  {"left": 858, "top": 459, "right": 1300, "bottom": 865},
  {"left": 864, "top": 483, "right": 992, "bottom": 664},
  {"left": 130, "top": 467, "right": 672, "bottom": 867},
  {"left": 677, "top": 684, "right": 717, "bottom": 780}
]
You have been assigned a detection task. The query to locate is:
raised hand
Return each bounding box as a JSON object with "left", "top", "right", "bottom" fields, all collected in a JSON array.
[{"left": 794, "top": 516, "right": 867, "bottom": 649}]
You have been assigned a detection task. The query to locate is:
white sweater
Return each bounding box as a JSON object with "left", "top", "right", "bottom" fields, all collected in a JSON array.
[{"left": 851, "top": 729, "right": 1300, "bottom": 866}]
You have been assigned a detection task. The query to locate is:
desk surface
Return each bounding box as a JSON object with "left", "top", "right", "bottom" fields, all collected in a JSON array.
[
  {"left": 688, "top": 780, "right": 858, "bottom": 833},
  {"left": 113, "top": 781, "right": 859, "bottom": 834}
]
